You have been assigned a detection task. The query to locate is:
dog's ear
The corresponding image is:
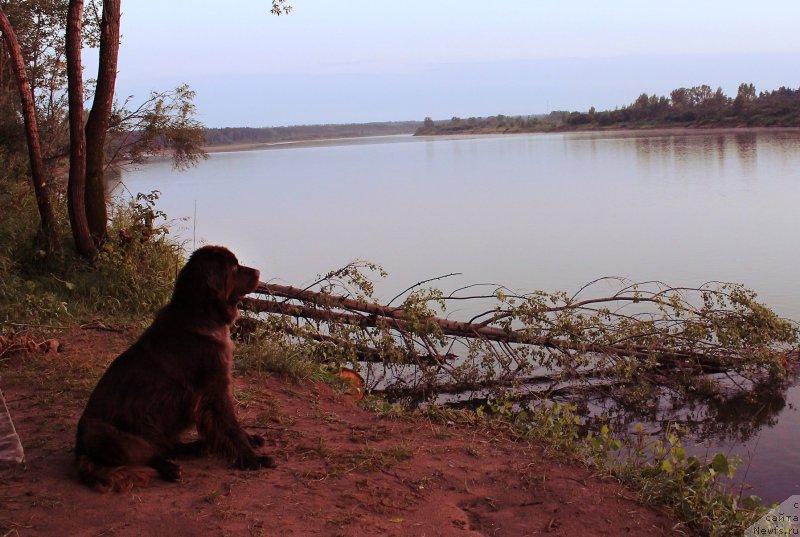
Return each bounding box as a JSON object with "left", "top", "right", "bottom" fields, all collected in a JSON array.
[
  {"left": 203, "top": 257, "right": 230, "bottom": 300},
  {"left": 173, "top": 249, "right": 229, "bottom": 305}
]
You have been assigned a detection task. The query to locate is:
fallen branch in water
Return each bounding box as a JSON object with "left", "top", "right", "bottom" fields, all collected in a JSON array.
[
  {"left": 239, "top": 264, "right": 799, "bottom": 406},
  {"left": 242, "top": 293, "right": 724, "bottom": 371}
]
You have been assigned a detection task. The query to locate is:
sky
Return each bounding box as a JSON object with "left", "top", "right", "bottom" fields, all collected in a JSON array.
[{"left": 87, "top": 0, "right": 800, "bottom": 127}]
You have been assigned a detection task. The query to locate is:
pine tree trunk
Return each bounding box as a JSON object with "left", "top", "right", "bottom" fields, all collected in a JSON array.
[
  {"left": 84, "top": 0, "right": 121, "bottom": 245},
  {"left": 0, "top": 8, "right": 61, "bottom": 258}
]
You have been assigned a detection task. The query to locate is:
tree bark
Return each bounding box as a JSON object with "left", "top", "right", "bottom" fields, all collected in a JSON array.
[
  {"left": 0, "top": 8, "right": 60, "bottom": 257},
  {"left": 84, "top": 0, "right": 121, "bottom": 245},
  {"left": 65, "top": 0, "right": 97, "bottom": 258}
]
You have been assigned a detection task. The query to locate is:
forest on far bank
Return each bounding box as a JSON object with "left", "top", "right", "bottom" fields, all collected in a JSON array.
[
  {"left": 204, "top": 121, "right": 421, "bottom": 146},
  {"left": 415, "top": 83, "right": 800, "bottom": 135}
]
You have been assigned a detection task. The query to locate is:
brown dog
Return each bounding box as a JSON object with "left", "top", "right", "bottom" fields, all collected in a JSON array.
[{"left": 75, "top": 246, "right": 274, "bottom": 492}]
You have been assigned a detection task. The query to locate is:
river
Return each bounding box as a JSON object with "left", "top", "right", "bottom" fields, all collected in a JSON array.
[{"left": 119, "top": 128, "right": 800, "bottom": 503}]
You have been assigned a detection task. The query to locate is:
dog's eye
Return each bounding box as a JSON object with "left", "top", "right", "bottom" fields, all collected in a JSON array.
[{"left": 232, "top": 265, "right": 239, "bottom": 274}]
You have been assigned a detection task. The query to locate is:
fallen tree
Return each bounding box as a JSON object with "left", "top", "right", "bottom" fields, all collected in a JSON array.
[{"left": 239, "top": 263, "right": 799, "bottom": 408}]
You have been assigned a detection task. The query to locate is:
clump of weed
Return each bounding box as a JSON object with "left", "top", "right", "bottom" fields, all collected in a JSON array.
[
  {"left": 341, "top": 444, "right": 413, "bottom": 474},
  {"left": 234, "top": 324, "right": 327, "bottom": 382}
]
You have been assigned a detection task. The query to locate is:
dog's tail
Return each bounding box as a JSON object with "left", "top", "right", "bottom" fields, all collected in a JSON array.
[{"left": 76, "top": 455, "right": 155, "bottom": 493}]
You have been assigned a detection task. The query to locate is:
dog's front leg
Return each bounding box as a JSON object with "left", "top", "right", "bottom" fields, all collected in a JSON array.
[{"left": 195, "top": 386, "right": 275, "bottom": 470}]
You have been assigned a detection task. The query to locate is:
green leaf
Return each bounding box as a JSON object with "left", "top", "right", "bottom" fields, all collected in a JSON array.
[
  {"left": 711, "top": 453, "right": 730, "bottom": 476},
  {"left": 741, "top": 495, "right": 763, "bottom": 510}
]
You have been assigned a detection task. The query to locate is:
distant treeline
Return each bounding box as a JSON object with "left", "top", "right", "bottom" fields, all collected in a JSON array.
[
  {"left": 415, "top": 83, "right": 800, "bottom": 135},
  {"left": 205, "top": 121, "right": 421, "bottom": 146}
]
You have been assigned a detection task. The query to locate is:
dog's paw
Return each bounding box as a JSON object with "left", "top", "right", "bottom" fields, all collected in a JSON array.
[
  {"left": 256, "top": 454, "right": 276, "bottom": 469},
  {"left": 151, "top": 458, "right": 182, "bottom": 482},
  {"left": 247, "top": 433, "right": 265, "bottom": 447},
  {"left": 235, "top": 452, "right": 276, "bottom": 470}
]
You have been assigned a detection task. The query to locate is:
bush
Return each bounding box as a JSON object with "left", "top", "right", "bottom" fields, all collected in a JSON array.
[
  {"left": 80, "top": 191, "right": 184, "bottom": 320},
  {"left": 0, "top": 174, "right": 184, "bottom": 326}
]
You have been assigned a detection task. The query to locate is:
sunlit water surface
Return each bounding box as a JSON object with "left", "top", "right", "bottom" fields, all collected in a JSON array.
[{"left": 120, "top": 129, "right": 800, "bottom": 502}]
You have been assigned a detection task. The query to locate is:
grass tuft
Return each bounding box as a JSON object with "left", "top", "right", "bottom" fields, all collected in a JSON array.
[{"left": 234, "top": 325, "right": 327, "bottom": 382}]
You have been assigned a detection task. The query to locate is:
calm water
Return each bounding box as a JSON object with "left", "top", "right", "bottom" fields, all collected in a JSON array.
[{"left": 120, "top": 128, "right": 800, "bottom": 502}]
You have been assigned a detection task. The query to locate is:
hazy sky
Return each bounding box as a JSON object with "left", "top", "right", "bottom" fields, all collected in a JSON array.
[{"left": 91, "top": 0, "right": 800, "bottom": 127}]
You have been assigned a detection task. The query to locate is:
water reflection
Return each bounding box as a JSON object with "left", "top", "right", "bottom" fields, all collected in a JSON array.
[
  {"left": 632, "top": 131, "right": 735, "bottom": 183},
  {"left": 733, "top": 131, "right": 758, "bottom": 172},
  {"left": 583, "top": 373, "right": 792, "bottom": 445}
]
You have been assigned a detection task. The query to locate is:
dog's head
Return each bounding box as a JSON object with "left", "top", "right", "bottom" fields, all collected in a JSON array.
[{"left": 172, "top": 246, "right": 260, "bottom": 324}]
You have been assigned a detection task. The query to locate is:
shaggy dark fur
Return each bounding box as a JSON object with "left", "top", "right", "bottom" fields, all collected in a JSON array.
[{"left": 75, "top": 245, "right": 274, "bottom": 492}]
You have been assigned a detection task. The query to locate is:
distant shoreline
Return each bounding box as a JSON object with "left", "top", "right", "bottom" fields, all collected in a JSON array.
[
  {"left": 416, "top": 84, "right": 800, "bottom": 136},
  {"left": 414, "top": 123, "right": 800, "bottom": 137},
  {"left": 203, "top": 121, "right": 420, "bottom": 152},
  {"left": 201, "top": 133, "right": 413, "bottom": 153}
]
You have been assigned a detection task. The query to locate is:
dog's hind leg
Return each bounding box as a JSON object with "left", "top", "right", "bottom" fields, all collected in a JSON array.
[{"left": 76, "top": 418, "right": 181, "bottom": 489}]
